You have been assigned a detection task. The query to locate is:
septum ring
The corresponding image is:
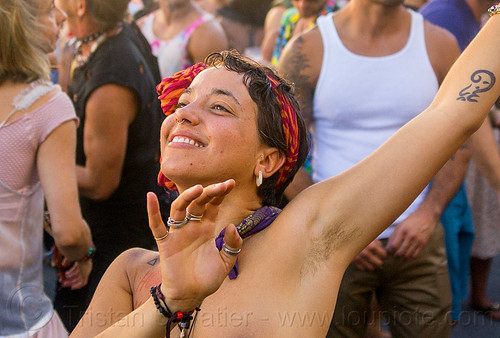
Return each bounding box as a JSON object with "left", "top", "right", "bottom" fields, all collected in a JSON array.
[
  {"left": 222, "top": 243, "right": 241, "bottom": 256},
  {"left": 186, "top": 208, "right": 203, "bottom": 222},
  {"left": 154, "top": 232, "right": 169, "bottom": 241},
  {"left": 167, "top": 217, "right": 188, "bottom": 228}
]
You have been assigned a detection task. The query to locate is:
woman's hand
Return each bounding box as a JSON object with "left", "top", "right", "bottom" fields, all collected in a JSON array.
[
  {"left": 59, "top": 258, "right": 93, "bottom": 290},
  {"left": 147, "top": 179, "right": 242, "bottom": 313}
]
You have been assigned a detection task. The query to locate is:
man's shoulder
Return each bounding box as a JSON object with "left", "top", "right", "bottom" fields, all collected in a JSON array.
[
  {"left": 423, "top": 18, "right": 457, "bottom": 38},
  {"left": 279, "top": 25, "right": 323, "bottom": 66},
  {"left": 422, "top": 19, "right": 461, "bottom": 83}
]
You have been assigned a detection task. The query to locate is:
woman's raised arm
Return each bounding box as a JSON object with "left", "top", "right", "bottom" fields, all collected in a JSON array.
[{"left": 285, "top": 13, "right": 500, "bottom": 263}]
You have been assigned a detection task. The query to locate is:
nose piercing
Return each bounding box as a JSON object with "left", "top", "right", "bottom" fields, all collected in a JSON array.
[{"left": 176, "top": 118, "right": 186, "bottom": 125}]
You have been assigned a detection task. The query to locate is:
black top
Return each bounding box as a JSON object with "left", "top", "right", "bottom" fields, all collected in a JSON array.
[{"left": 69, "top": 22, "right": 163, "bottom": 257}]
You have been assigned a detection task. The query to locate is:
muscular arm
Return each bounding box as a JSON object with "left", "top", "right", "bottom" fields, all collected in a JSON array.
[
  {"left": 76, "top": 84, "right": 138, "bottom": 200},
  {"left": 278, "top": 29, "right": 322, "bottom": 200}
]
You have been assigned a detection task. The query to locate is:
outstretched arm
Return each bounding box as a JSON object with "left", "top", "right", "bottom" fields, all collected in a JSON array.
[{"left": 282, "top": 14, "right": 500, "bottom": 265}]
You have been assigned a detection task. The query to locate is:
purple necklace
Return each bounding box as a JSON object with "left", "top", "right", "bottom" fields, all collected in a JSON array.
[{"left": 215, "top": 206, "right": 281, "bottom": 280}]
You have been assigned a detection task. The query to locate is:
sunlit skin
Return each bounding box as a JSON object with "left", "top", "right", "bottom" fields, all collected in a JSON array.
[
  {"left": 160, "top": 68, "right": 278, "bottom": 200},
  {"left": 69, "top": 15, "right": 500, "bottom": 337},
  {"left": 38, "top": 0, "right": 66, "bottom": 53}
]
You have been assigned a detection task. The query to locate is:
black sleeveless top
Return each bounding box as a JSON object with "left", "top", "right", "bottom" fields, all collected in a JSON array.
[{"left": 69, "top": 22, "right": 163, "bottom": 258}]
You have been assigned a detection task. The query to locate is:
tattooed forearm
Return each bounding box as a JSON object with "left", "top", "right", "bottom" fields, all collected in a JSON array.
[{"left": 457, "top": 70, "right": 496, "bottom": 102}]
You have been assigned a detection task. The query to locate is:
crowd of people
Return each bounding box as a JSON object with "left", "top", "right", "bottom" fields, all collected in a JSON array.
[{"left": 1, "top": 0, "right": 500, "bottom": 337}]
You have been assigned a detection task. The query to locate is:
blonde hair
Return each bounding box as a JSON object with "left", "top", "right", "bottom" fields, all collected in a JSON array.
[{"left": 0, "top": 0, "right": 50, "bottom": 84}]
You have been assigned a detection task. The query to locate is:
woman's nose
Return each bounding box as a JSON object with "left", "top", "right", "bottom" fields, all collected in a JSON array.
[{"left": 173, "top": 103, "right": 200, "bottom": 126}]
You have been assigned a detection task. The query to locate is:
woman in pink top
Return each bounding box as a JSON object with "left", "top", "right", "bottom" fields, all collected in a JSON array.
[{"left": 0, "top": 0, "right": 93, "bottom": 336}]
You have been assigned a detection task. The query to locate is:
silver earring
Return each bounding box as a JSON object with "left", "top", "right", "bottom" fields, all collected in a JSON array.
[{"left": 256, "top": 170, "right": 263, "bottom": 187}]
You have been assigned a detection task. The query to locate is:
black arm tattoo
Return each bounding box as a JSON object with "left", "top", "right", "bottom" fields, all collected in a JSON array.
[
  {"left": 278, "top": 35, "right": 317, "bottom": 128},
  {"left": 457, "top": 70, "right": 496, "bottom": 102}
]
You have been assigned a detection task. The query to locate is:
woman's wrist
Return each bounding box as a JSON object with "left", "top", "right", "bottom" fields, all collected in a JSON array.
[
  {"left": 157, "top": 283, "right": 200, "bottom": 313},
  {"left": 77, "top": 244, "right": 96, "bottom": 262},
  {"left": 151, "top": 284, "right": 200, "bottom": 337}
]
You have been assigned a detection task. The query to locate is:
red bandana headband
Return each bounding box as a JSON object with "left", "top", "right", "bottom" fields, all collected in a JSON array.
[
  {"left": 265, "top": 74, "right": 299, "bottom": 191},
  {"left": 156, "top": 63, "right": 299, "bottom": 192},
  {"left": 156, "top": 63, "right": 208, "bottom": 190}
]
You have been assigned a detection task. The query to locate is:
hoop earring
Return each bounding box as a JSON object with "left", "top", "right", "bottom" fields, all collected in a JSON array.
[{"left": 256, "top": 170, "right": 263, "bottom": 187}]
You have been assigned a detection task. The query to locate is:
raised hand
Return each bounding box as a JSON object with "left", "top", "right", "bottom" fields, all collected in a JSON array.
[{"left": 147, "top": 179, "right": 243, "bottom": 313}]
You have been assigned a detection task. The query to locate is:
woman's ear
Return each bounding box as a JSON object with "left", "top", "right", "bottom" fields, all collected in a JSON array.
[
  {"left": 255, "top": 148, "right": 285, "bottom": 179},
  {"left": 77, "top": 0, "right": 87, "bottom": 17}
]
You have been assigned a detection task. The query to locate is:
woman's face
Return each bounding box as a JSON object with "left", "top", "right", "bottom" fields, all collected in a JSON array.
[
  {"left": 159, "top": 67, "right": 266, "bottom": 190},
  {"left": 37, "top": 0, "right": 66, "bottom": 53}
]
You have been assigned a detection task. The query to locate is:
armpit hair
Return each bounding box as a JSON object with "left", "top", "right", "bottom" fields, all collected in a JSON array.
[{"left": 300, "top": 222, "right": 359, "bottom": 279}]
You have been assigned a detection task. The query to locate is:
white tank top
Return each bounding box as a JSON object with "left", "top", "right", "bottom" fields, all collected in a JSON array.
[{"left": 313, "top": 11, "right": 438, "bottom": 237}]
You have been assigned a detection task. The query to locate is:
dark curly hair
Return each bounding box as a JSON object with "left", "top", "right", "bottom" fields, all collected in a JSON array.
[{"left": 205, "top": 51, "right": 310, "bottom": 207}]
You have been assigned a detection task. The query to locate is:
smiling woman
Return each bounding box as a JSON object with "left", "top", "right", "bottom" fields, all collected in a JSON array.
[
  {"left": 70, "top": 15, "right": 500, "bottom": 337},
  {"left": 157, "top": 52, "right": 308, "bottom": 206}
]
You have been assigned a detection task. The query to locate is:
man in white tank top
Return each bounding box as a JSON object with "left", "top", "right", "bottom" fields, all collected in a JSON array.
[{"left": 278, "top": 0, "right": 465, "bottom": 335}]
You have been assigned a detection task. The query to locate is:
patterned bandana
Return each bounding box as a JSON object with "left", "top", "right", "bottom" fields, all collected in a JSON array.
[
  {"left": 156, "top": 63, "right": 208, "bottom": 190},
  {"left": 265, "top": 75, "right": 299, "bottom": 191},
  {"left": 215, "top": 206, "right": 282, "bottom": 279},
  {"left": 156, "top": 63, "right": 300, "bottom": 192}
]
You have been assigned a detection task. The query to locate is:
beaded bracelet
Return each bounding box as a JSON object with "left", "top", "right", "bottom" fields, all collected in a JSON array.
[
  {"left": 150, "top": 284, "right": 199, "bottom": 338},
  {"left": 77, "top": 245, "right": 96, "bottom": 262},
  {"left": 488, "top": 4, "right": 500, "bottom": 16}
]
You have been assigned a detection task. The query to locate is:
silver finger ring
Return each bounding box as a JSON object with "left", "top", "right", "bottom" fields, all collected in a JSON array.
[
  {"left": 167, "top": 217, "right": 188, "bottom": 228},
  {"left": 186, "top": 208, "right": 203, "bottom": 222},
  {"left": 154, "top": 232, "right": 169, "bottom": 241},
  {"left": 222, "top": 244, "right": 241, "bottom": 256}
]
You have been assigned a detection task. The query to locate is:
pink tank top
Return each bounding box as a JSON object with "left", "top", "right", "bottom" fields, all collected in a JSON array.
[
  {"left": 0, "top": 81, "right": 77, "bottom": 335},
  {"left": 141, "top": 11, "right": 213, "bottom": 78}
]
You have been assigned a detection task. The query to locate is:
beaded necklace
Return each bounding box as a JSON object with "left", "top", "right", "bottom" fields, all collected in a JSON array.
[{"left": 71, "top": 31, "right": 107, "bottom": 71}]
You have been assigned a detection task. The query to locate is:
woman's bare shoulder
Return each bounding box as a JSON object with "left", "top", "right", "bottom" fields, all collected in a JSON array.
[
  {"left": 115, "top": 248, "right": 162, "bottom": 308},
  {"left": 117, "top": 248, "right": 160, "bottom": 276}
]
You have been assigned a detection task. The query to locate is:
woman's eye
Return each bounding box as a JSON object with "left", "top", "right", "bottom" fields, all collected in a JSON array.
[
  {"left": 176, "top": 102, "right": 187, "bottom": 110},
  {"left": 213, "top": 104, "right": 229, "bottom": 112}
]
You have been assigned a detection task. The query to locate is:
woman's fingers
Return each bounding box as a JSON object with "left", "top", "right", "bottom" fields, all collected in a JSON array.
[
  {"left": 147, "top": 192, "right": 169, "bottom": 241},
  {"left": 169, "top": 185, "right": 204, "bottom": 222},
  {"left": 169, "top": 180, "right": 236, "bottom": 228},
  {"left": 195, "top": 180, "right": 235, "bottom": 221},
  {"left": 220, "top": 223, "right": 243, "bottom": 271}
]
